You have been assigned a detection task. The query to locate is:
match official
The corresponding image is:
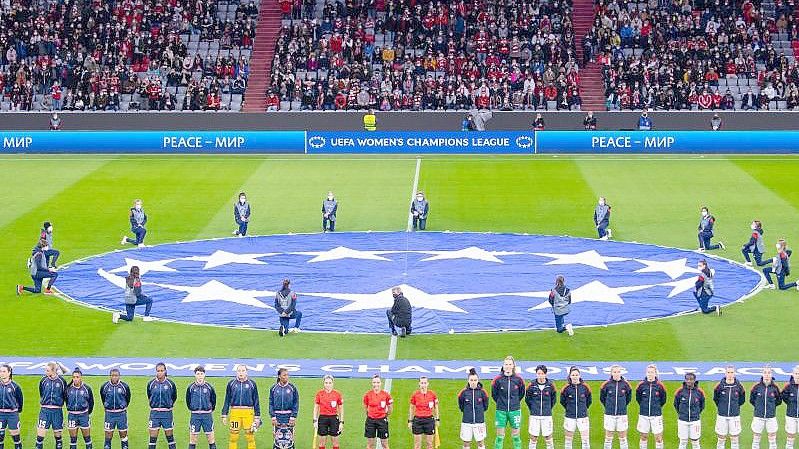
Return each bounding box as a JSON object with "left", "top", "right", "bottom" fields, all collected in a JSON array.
[
  {"left": 363, "top": 375, "right": 392, "bottom": 449},
  {"left": 313, "top": 375, "right": 343, "bottom": 449},
  {"left": 186, "top": 366, "right": 216, "bottom": 449},
  {"left": 408, "top": 377, "right": 439, "bottom": 449},
  {"left": 221, "top": 365, "right": 261, "bottom": 449}
]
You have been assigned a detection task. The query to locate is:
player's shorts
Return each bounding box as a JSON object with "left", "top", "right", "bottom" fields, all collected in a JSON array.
[
  {"left": 0, "top": 412, "right": 20, "bottom": 431},
  {"left": 528, "top": 416, "right": 554, "bottom": 437},
  {"left": 316, "top": 415, "right": 340, "bottom": 437},
  {"left": 786, "top": 416, "right": 799, "bottom": 434},
  {"left": 67, "top": 413, "right": 91, "bottom": 430},
  {"left": 104, "top": 411, "right": 128, "bottom": 431},
  {"left": 603, "top": 415, "right": 629, "bottom": 432},
  {"left": 412, "top": 417, "right": 435, "bottom": 435},
  {"left": 751, "top": 417, "right": 778, "bottom": 434},
  {"left": 715, "top": 416, "right": 742, "bottom": 436},
  {"left": 38, "top": 408, "right": 64, "bottom": 430},
  {"left": 364, "top": 417, "right": 389, "bottom": 439},
  {"left": 677, "top": 420, "right": 701, "bottom": 440},
  {"left": 148, "top": 410, "right": 174, "bottom": 430},
  {"left": 564, "top": 417, "right": 590, "bottom": 433},
  {"left": 190, "top": 413, "right": 214, "bottom": 433},
  {"left": 495, "top": 410, "right": 522, "bottom": 430},
  {"left": 460, "top": 423, "right": 487, "bottom": 442},
  {"left": 636, "top": 415, "right": 664, "bottom": 435},
  {"left": 228, "top": 407, "right": 255, "bottom": 432}
]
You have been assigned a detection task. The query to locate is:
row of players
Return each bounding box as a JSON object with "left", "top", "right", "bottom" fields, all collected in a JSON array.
[{"left": 2, "top": 360, "right": 799, "bottom": 449}]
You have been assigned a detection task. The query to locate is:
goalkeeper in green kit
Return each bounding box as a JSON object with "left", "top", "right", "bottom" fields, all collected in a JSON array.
[{"left": 491, "top": 356, "right": 526, "bottom": 449}]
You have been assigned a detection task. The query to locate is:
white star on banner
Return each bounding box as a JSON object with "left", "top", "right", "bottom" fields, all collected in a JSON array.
[
  {"left": 109, "top": 258, "right": 178, "bottom": 276},
  {"left": 532, "top": 250, "right": 629, "bottom": 270},
  {"left": 658, "top": 276, "right": 699, "bottom": 298},
  {"left": 418, "top": 246, "right": 524, "bottom": 263},
  {"left": 528, "top": 280, "right": 656, "bottom": 310},
  {"left": 290, "top": 246, "right": 394, "bottom": 263},
  {"left": 634, "top": 258, "right": 699, "bottom": 280},
  {"left": 151, "top": 280, "right": 275, "bottom": 309},
  {"left": 183, "top": 250, "right": 279, "bottom": 269},
  {"left": 304, "top": 284, "right": 495, "bottom": 313}
]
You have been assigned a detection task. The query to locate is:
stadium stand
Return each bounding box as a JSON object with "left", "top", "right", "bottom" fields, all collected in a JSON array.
[
  {"left": 266, "top": 0, "right": 581, "bottom": 111},
  {"left": 586, "top": 0, "right": 799, "bottom": 110},
  {"left": 0, "top": 0, "right": 259, "bottom": 111}
]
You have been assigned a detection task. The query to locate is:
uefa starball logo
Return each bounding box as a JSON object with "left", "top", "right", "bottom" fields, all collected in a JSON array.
[
  {"left": 515, "top": 136, "right": 534, "bottom": 149},
  {"left": 307, "top": 136, "right": 326, "bottom": 149},
  {"left": 55, "top": 232, "right": 761, "bottom": 334}
]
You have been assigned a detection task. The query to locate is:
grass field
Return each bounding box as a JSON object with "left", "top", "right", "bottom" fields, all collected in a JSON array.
[{"left": 3, "top": 154, "right": 799, "bottom": 449}]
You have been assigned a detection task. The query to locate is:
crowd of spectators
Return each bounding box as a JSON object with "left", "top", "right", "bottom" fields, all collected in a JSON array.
[
  {"left": 584, "top": 0, "right": 799, "bottom": 110},
  {"left": 268, "top": 0, "right": 582, "bottom": 110},
  {"left": 0, "top": 0, "right": 258, "bottom": 111}
]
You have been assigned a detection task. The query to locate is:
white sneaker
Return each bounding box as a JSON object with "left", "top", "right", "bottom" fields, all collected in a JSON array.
[
  {"left": 764, "top": 284, "right": 776, "bottom": 289},
  {"left": 142, "top": 316, "right": 155, "bottom": 322},
  {"left": 232, "top": 230, "right": 239, "bottom": 235},
  {"left": 607, "top": 228, "right": 612, "bottom": 238},
  {"left": 744, "top": 261, "right": 753, "bottom": 267},
  {"left": 121, "top": 236, "right": 128, "bottom": 245},
  {"left": 137, "top": 243, "right": 146, "bottom": 248},
  {"left": 565, "top": 323, "right": 574, "bottom": 336},
  {"left": 600, "top": 235, "right": 608, "bottom": 241},
  {"left": 112, "top": 312, "right": 120, "bottom": 324}
]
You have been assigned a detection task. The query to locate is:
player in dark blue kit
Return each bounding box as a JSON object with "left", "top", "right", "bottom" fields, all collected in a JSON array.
[
  {"left": 697, "top": 206, "right": 725, "bottom": 252},
  {"left": 37, "top": 362, "right": 68, "bottom": 449},
  {"left": 187, "top": 366, "right": 217, "bottom": 449},
  {"left": 0, "top": 364, "right": 24, "bottom": 449},
  {"left": 269, "top": 369, "right": 299, "bottom": 449},
  {"left": 65, "top": 369, "right": 94, "bottom": 449},
  {"left": 147, "top": 363, "right": 178, "bottom": 449},
  {"left": 100, "top": 369, "right": 131, "bottom": 449},
  {"left": 221, "top": 365, "right": 261, "bottom": 449},
  {"left": 121, "top": 199, "right": 147, "bottom": 248}
]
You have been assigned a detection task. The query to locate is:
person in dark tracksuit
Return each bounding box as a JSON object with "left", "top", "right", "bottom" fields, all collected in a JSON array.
[
  {"left": 750, "top": 366, "right": 782, "bottom": 449},
  {"left": 600, "top": 365, "right": 632, "bottom": 449},
  {"left": 548, "top": 275, "right": 574, "bottom": 336},
  {"left": 410, "top": 192, "right": 429, "bottom": 231},
  {"left": 387, "top": 286, "right": 412, "bottom": 337},
  {"left": 322, "top": 191, "right": 338, "bottom": 232},
  {"left": 275, "top": 279, "right": 302, "bottom": 336},
  {"left": 39, "top": 222, "right": 60, "bottom": 268},
  {"left": 221, "top": 365, "right": 261, "bottom": 449},
  {"left": 459, "top": 368, "right": 490, "bottom": 449},
  {"left": 66, "top": 369, "right": 93, "bottom": 449},
  {"left": 186, "top": 366, "right": 217, "bottom": 449},
  {"left": 698, "top": 206, "right": 725, "bottom": 252},
  {"left": 742, "top": 221, "right": 766, "bottom": 267},
  {"left": 561, "top": 367, "right": 592, "bottom": 449},
  {"left": 694, "top": 260, "right": 721, "bottom": 316},
  {"left": 17, "top": 239, "right": 59, "bottom": 296},
  {"left": 121, "top": 199, "right": 147, "bottom": 247},
  {"left": 674, "top": 373, "right": 705, "bottom": 449},
  {"left": 113, "top": 266, "right": 154, "bottom": 323},
  {"left": 146, "top": 363, "right": 177, "bottom": 449},
  {"left": 763, "top": 239, "right": 797, "bottom": 290},
  {"left": 525, "top": 365, "right": 556, "bottom": 449},
  {"left": 100, "top": 369, "right": 131, "bottom": 449},
  {"left": 233, "top": 193, "right": 251, "bottom": 237},
  {"left": 782, "top": 365, "right": 799, "bottom": 449},
  {"left": 594, "top": 197, "right": 612, "bottom": 240},
  {"left": 269, "top": 369, "right": 299, "bottom": 449},
  {"left": 37, "top": 362, "right": 68, "bottom": 449},
  {"left": 636, "top": 365, "right": 667, "bottom": 449},
  {"left": 0, "top": 364, "right": 24, "bottom": 449},
  {"left": 491, "top": 357, "right": 525, "bottom": 449},
  {"left": 713, "top": 366, "right": 745, "bottom": 449}
]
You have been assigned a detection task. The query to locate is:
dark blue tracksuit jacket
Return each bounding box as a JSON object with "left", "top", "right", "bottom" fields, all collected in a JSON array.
[
  {"left": 636, "top": 378, "right": 667, "bottom": 417},
  {"left": 674, "top": 382, "right": 705, "bottom": 422},
  {"left": 491, "top": 373, "right": 526, "bottom": 412},
  {"left": 39, "top": 376, "right": 68, "bottom": 407},
  {"left": 782, "top": 377, "right": 799, "bottom": 419},
  {"left": 221, "top": 379, "right": 261, "bottom": 418},
  {"left": 186, "top": 382, "right": 216, "bottom": 413},
  {"left": 146, "top": 378, "right": 177, "bottom": 410},
  {"left": 525, "top": 380, "right": 557, "bottom": 417},
  {"left": 458, "top": 383, "right": 489, "bottom": 424},
  {"left": 66, "top": 382, "right": 94, "bottom": 414},
  {"left": 0, "top": 380, "right": 24, "bottom": 412},
  {"left": 269, "top": 382, "right": 299, "bottom": 420},
  {"left": 100, "top": 381, "right": 131, "bottom": 412},
  {"left": 750, "top": 379, "right": 782, "bottom": 419},
  {"left": 561, "top": 381, "right": 592, "bottom": 419},
  {"left": 600, "top": 377, "right": 632, "bottom": 416},
  {"left": 713, "top": 378, "right": 745, "bottom": 417}
]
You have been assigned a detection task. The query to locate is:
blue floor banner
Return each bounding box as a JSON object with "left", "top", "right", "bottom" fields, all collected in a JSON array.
[
  {"left": 535, "top": 130, "right": 799, "bottom": 154},
  {"left": 0, "top": 357, "right": 793, "bottom": 381},
  {"left": 306, "top": 131, "right": 535, "bottom": 154},
  {"left": 54, "top": 232, "right": 760, "bottom": 334}
]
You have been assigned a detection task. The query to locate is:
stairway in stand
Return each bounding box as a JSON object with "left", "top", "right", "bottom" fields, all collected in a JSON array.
[
  {"left": 242, "top": 0, "right": 282, "bottom": 112},
  {"left": 571, "top": 0, "right": 606, "bottom": 111}
]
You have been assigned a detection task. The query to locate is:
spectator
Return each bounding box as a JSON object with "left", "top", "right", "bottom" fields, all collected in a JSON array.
[
  {"left": 711, "top": 114, "right": 723, "bottom": 130},
  {"left": 583, "top": 111, "right": 597, "bottom": 130},
  {"left": 49, "top": 113, "right": 62, "bottom": 131},
  {"left": 638, "top": 110, "right": 652, "bottom": 130}
]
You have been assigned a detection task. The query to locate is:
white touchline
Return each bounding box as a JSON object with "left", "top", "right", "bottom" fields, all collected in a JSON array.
[{"left": 406, "top": 157, "right": 422, "bottom": 232}]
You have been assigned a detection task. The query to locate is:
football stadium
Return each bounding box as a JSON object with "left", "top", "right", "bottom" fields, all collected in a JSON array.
[{"left": 3, "top": 0, "right": 799, "bottom": 447}]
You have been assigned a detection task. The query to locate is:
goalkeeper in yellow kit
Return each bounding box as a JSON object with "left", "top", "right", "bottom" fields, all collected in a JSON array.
[{"left": 221, "top": 365, "right": 261, "bottom": 449}]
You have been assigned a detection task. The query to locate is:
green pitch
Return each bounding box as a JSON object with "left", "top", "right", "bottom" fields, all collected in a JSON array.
[{"left": 3, "top": 154, "right": 799, "bottom": 449}]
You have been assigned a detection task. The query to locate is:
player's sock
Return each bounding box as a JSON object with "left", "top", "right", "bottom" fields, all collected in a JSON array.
[
  {"left": 620, "top": 438, "right": 629, "bottom": 449},
  {"left": 55, "top": 436, "right": 63, "bottom": 449},
  {"left": 69, "top": 436, "right": 77, "bottom": 449},
  {"left": 581, "top": 437, "right": 590, "bottom": 449},
  {"left": 787, "top": 436, "right": 795, "bottom": 449},
  {"left": 84, "top": 435, "right": 92, "bottom": 449},
  {"left": 565, "top": 439, "right": 573, "bottom": 449},
  {"left": 545, "top": 439, "right": 554, "bottom": 449},
  {"left": 35, "top": 436, "right": 44, "bottom": 449},
  {"left": 209, "top": 443, "right": 216, "bottom": 449},
  {"left": 148, "top": 436, "right": 157, "bottom": 449},
  {"left": 0, "top": 430, "right": 5, "bottom": 446},
  {"left": 768, "top": 436, "right": 777, "bottom": 449},
  {"left": 189, "top": 444, "right": 196, "bottom": 449},
  {"left": 120, "top": 437, "right": 128, "bottom": 449},
  {"left": 731, "top": 439, "right": 739, "bottom": 449},
  {"left": 655, "top": 441, "right": 663, "bottom": 449},
  {"left": 12, "top": 434, "right": 21, "bottom": 449},
  {"left": 244, "top": 432, "right": 255, "bottom": 449},
  {"left": 528, "top": 439, "right": 536, "bottom": 449},
  {"left": 512, "top": 435, "right": 522, "bottom": 449},
  {"left": 678, "top": 440, "right": 687, "bottom": 449},
  {"left": 104, "top": 438, "right": 111, "bottom": 449},
  {"left": 494, "top": 435, "right": 504, "bottom": 449},
  {"left": 640, "top": 440, "right": 647, "bottom": 449},
  {"left": 166, "top": 435, "right": 176, "bottom": 449},
  {"left": 718, "top": 439, "right": 726, "bottom": 449},
  {"left": 228, "top": 431, "right": 239, "bottom": 449},
  {"left": 604, "top": 438, "right": 613, "bottom": 449},
  {"left": 691, "top": 440, "right": 701, "bottom": 449},
  {"left": 753, "top": 435, "right": 761, "bottom": 449}
]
